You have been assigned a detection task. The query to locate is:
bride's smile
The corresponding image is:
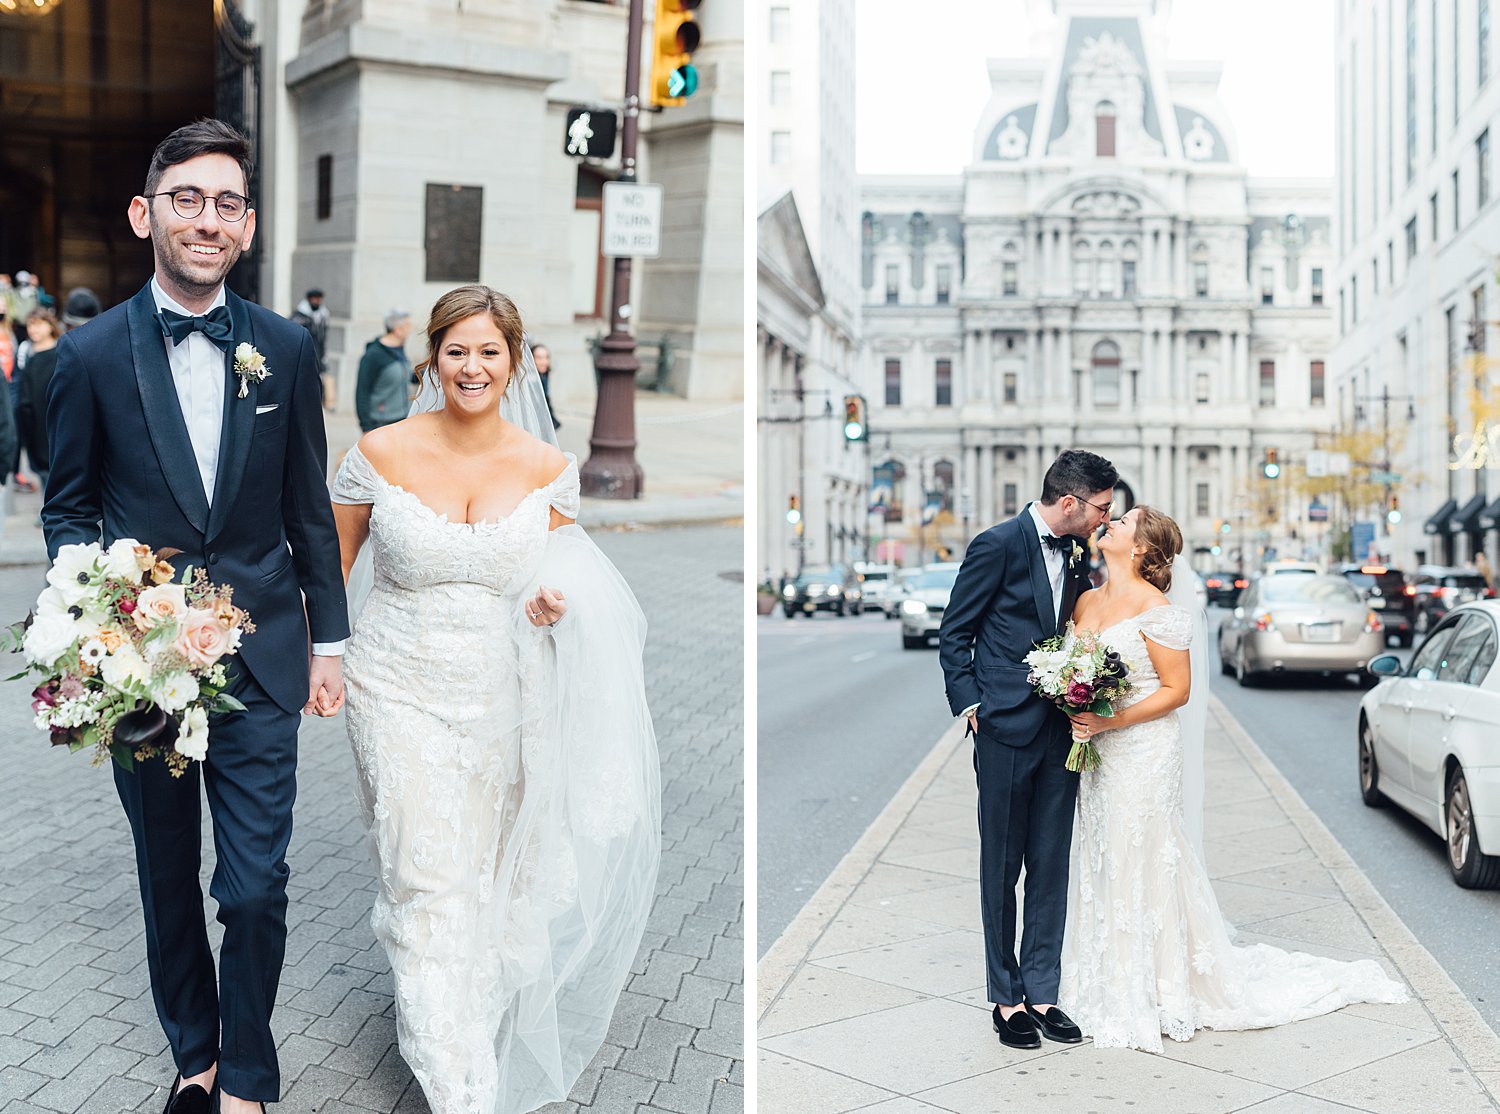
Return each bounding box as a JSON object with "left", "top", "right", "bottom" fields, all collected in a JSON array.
[{"left": 436, "top": 312, "right": 513, "bottom": 412}]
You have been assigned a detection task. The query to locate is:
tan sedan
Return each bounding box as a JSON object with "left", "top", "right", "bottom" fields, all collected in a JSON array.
[{"left": 1218, "top": 573, "right": 1386, "bottom": 686}]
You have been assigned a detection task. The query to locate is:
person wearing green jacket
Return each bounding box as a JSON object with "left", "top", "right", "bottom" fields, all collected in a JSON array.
[{"left": 355, "top": 309, "right": 413, "bottom": 432}]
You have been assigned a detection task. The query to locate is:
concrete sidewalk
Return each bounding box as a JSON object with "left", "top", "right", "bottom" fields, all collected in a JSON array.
[
  {"left": 758, "top": 698, "right": 1500, "bottom": 1113},
  {"left": 0, "top": 389, "right": 743, "bottom": 566}
]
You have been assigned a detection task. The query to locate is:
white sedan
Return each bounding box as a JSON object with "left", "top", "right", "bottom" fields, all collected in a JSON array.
[{"left": 1359, "top": 601, "right": 1500, "bottom": 888}]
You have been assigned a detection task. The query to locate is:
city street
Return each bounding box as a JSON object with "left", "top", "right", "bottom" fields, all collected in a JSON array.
[
  {"left": 0, "top": 524, "right": 742, "bottom": 1114},
  {"left": 759, "top": 600, "right": 1500, "bottom": 1037}
]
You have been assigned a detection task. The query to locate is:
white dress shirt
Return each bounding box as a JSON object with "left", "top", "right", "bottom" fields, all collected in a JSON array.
[{"left": 150, "top": 278, "right": 344, "bottom": 659}]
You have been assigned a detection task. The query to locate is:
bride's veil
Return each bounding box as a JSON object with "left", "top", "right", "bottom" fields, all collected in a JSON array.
[
  {"left": 342, "top": 337, "right": 560, "bottom": 624},
  {"left": 1167, "top": 552, "right": 1210, "bottom": 858}
]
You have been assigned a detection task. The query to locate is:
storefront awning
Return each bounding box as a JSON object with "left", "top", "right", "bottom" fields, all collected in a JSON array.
[
  {"left": 1424, "top": 498, "right": 1458, "bottom": 535},
  {"left": 1480, "top": 495, "right": 1500, "bottom": 531},
  {"left": 1450, "top": 493, "right": 1487, "bottom": 534}
]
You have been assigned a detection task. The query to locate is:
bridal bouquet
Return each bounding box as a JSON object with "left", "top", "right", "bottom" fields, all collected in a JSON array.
[
  {"left": 4, "top": 540, "right": 252, "bottom": 776},
  {"left": 1023, "top": 623, "right": 1131, "bottom": 772}
]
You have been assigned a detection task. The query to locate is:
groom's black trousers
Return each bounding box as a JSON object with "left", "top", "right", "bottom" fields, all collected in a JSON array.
[
  {"left": 973, "top": 725, "right": 1078, "bottom": 1006},
  {"left": 113, "top": 669, "right": 298, "bottom": 1102}
]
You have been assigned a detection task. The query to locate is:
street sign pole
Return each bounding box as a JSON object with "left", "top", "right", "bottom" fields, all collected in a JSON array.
[{"left": 581, "top": 0, "right": 648, "bottom": 499}]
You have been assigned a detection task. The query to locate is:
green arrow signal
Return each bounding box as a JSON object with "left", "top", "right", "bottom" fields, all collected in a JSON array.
[{"left": 668, "top": 64, "right": 699, "bottom": 99}]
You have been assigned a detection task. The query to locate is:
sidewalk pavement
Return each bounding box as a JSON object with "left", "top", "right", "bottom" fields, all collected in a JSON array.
[
  {"left": 0, "top": 389, "right": 743, "bottom": 566},
  {"left": 758, "top": 697, "right": 1500, "bottom": 1113}
]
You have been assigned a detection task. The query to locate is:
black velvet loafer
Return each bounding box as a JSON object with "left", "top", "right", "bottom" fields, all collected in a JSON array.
[
  {"left": 162, "top": 1076, "right": 213, "bottom": 1114},
  {"left": 992, "top": 1004, "right": 1042, "bottom": 1049},
  {"left": 1026, "top": 1003, "right": 1084, "bottom": 1043}
]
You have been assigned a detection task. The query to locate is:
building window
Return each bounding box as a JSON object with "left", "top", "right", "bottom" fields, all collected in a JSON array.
[
  {"left": 935, "top": 359, "right": 953, "bottom": 406},
  {"left": 1097, "top": 258, "right": 1116, "bottom": 297},
  {"left": 1260, "top": 267, "right": 1274, "bottom": 304},
  {"left": 1454, "top": 167, "right": 1462, "bottom": 230},
  {"left": 1407, "top": 0, "right": 1418, "bottom": 182},
  {"left": 1406, "top": 217, "right": 1418, "bottom": 261},
  {"left": 316, "top": 154, "right": 332, "bottom": 221},
  {"left": 1433, "top": 0, "right": 1440, "bottom": 153},
  {"left": 770, "top": 130, "right": 790, "bottom": 165},
  {"left": 1372, "top": 254, "right": 1380, "bottom": 295},
  {"left": 1474, "top": 286, "right": 1488, "bottom": 355},
  {"left": 1482, "top": 0, "right": 1492, "bottom": 85},
  {"left": 935, "top": 265, "right": 951, "bottom": 305},
  {"left": 1003, "top": 372, "right": 1018, "bottom": 403},
  {"left": 885, "top": 358, "right": 901, "bottom": 406},
  {"left": 1096, "top": 101, "right": 1116, "bottom": 156},
  {"left": 1003, "top": 482, "right": 1019, "bottom": 516},
  {"left": 1352, "top": 275, "right": 1359, "bottom": 321},
  {"left": 1195, "top": 482, "right": 1211, "bottom": 518},
  {"left": 1311, "top": 359, "right": 1326, "bottom": 404},
  {"left": 1259, "top": 360, "right": 1276, "bottom": 407},
  {"left": 769, "top": 71, "right": 791, "bottom": 105},
  {"left": 1195, "top": 372, "right": 1210, "bottom": 403},
  {"left": 874, "top": 460, "right": 905, "bottom": 523},
  {"left": 1431, "top": 191, "right": 1440, "bottom": 242},
  {"left": 1193, "top": 261, "right": 1209, "bottom": 297},
  {"left": 933, "top": 461, "right": 955, "bottom": 514},
  {"left": 1093, "top": 341, "right": 1122, "bottom": 407},
  {"left": 769, "top": 5, "right": 790, "bottom": 41},
  {"left": 1122, "top": 259, "right": 1137, "bottom": 296},
  {"left": 1479, "top": 129, "right": 1491, "bottom": 207},
  {"left": 1311, "top": 267, "right": 1325, "bottom": 305},
  {"left": 885, "top": 264, "right": 899, "bottom": 304},
  {"left": 1002, "top": 261, "right": 1018, "bottom": 296}
]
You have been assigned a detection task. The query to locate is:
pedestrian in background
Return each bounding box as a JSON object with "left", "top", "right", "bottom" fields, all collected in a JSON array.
[
  {"left": 16, "top": 307, "right": 59, "bottom": 506},
  {"left": 532, "top": 341, "right": 560, "bottom": 429},
  {"left": 0, "top": 303, "right": 25, "bottom": 493},
  {"left": 1475, "top": 549, "right": 1493, "bottom": 590},
  {"left": 290, "top": 288, "right": 329, "bottom": 371},
  {"left": 60, "top": 287, "right": 102, "bottom": 332},
  {"left": 355, "top": 309, "right": 413, "bottom": 432},
  {"left": 6, "top": 270, "right": 42, "bottom": 344}
]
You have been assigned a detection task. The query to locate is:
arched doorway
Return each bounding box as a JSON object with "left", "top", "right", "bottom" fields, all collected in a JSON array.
[{"left": 0, "top": 0, "right": 261, "bottom": 309}]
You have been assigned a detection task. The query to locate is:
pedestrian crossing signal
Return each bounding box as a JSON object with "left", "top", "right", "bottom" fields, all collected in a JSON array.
[
  {"left": 843, "top": 395, "right": 867, "bottom": 441},
  {"left": 651, "top": 0, "right": 702, "bottom": 108}
]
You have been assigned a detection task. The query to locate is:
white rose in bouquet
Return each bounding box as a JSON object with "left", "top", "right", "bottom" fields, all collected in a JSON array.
[
  {"left": 102, "top": 539, "right": 145, "bottom": 582},
  {"left": 100, "top": 644, "right": 150, "bottom": 691},
  {"left": 153, "top": 672, "right": 201, "bottom": 713},
  {"left": 24, "top": 612, "right": 82, "bottom": 667},
  {"left": 177, "top": 705, "right": 210, "bottom": 762}
]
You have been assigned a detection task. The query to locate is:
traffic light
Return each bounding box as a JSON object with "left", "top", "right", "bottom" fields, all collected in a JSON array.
[
  {"left": 1219, "top": 519, "right": 1231, "bottom": 535},
  {"left": 843, "top": 395, "right": 867, "bottom": 441},
  {"left": 650, "top": 0, "right": 702, "bottom": 108},
  {"left": 786, "top": 494, "right": 801, "bottom": 526},
  {"left": 1262, "top": 447, "right": 1281, "bottom": 479},
  {"left": 1388, "top": 494, "right": 1402, "bottom": 524}
]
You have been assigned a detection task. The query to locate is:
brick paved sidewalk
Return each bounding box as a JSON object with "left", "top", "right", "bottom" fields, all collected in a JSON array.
[{"left": 0, "top": 524, "right": 743, "bottom": 1114}]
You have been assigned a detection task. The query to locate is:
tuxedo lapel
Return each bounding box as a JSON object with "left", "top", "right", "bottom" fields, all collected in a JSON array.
[
  {"left": 206, "top": 291, "right": 257, "bottom": 542},
  {"left": 128, "top": 286, "right": 210, "bottom": 534},
  {"left": 1018, "top": 507, "right": 1055, "bottom": 635}
]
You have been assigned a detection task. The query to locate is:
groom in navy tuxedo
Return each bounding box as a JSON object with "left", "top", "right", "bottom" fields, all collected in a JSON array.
[
  {"left": 939, "top": 450, "right": 1118, "bottom": 1050},
  {"left": 42, "top": 120, "right": 349, "bottom": 1114}
]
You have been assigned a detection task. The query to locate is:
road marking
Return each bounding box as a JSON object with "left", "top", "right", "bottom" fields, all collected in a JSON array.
[{"left": 851, "top": 651, "right": 876, "bottom": 663}]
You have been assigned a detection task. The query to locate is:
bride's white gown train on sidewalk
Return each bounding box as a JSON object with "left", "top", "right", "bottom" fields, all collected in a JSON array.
[{"left": 1059, "top": 604, "right": 1406, "bottom": 1053}]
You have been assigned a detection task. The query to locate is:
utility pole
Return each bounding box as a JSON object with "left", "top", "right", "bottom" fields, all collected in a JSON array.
[
  {"left": 1355, "top": 386, "right": 1416, "bottom": 549},
  {"left": 580, "top": 0, "right": 647, "bottom": 499}
]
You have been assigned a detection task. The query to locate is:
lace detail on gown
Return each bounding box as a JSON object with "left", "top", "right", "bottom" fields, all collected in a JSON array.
[
  {"left": 1059, "top": 605, "right": 1406, "bottom": 1052},
  {"left": 331, "top": 445, "right": 659, "bottom": 1113}
]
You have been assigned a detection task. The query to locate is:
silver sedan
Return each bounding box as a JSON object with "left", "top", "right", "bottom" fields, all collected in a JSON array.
[{"left": 1218, "top": 573, "right": 1386, "bottom": 686}]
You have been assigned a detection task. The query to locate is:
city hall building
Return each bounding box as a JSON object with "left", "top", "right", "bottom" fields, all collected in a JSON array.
[{"left": 859, "top": 0, "right": 1336, "bottom": 569}]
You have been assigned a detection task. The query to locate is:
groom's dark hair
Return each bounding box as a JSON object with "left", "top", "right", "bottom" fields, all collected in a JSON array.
[
  {"left": 144, "top": 118, "right": 254, "bottom": 198},
  {"left": 1040, "top": 450, "right": 1119, "bottom": 504}
]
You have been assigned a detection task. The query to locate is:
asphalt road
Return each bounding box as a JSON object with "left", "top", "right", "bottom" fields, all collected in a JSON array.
[
  {"left": 756, "top": 607, "right": 953, "bottom": 953},
  {"left": 1207, "top": 608, "right": 1500, "bottom": 1033}
]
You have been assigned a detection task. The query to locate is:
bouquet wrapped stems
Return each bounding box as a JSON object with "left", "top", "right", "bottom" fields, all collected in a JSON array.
[
  {"left": 1024, "top": 622, "right": 1131, "bottom": 773},
  {"left": 1065, "top": 709, "right": 1114, "bottom": 773}
]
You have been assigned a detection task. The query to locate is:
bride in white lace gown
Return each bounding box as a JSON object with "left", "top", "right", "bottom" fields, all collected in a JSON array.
[
  {"left": 329, "top": 287, "right": 660, "bottom": 1113},
  {"left": 1057, "top": 506, "right": 1405, "bottom": 1053}
]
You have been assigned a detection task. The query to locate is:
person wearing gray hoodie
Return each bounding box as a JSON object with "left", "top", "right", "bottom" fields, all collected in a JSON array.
[{"left": 355, "top": 309, "right": 413, "bottom": 432}]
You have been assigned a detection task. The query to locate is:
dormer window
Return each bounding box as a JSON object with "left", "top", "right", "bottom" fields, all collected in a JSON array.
[{"left": 1096, "top": 101, "right": 1116, "bottom": 157}]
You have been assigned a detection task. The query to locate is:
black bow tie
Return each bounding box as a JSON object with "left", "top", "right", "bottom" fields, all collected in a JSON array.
[
  {"left": 157, "top": 306, "right": 233, "bottom": 350},
  {"left": 1042, "top": 533, "right": 1075, "bottom": 554}
]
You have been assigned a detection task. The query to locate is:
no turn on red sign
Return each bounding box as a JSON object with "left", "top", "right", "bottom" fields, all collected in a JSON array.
[{"left": 602, "top": 182, "right": 664, "bottom": 258}]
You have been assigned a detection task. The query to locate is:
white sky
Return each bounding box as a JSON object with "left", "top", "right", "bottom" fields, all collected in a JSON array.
[{"left": 854, "top": 0, "right": 1336, "bottom": 178}]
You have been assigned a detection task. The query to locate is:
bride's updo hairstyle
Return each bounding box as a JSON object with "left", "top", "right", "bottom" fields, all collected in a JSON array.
[
  {"left": 1132, "top": 505, "right": 1183, "bottom": 592},
  {"left": 413, "top": 284, "right": 526, "bottom": 390}
]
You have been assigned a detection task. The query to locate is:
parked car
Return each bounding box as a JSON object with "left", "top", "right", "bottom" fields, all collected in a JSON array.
[
  {"left": 1262, "top": 560, "right": 1323, "bottom": 576},
  {"left": 1217, "top": 573, "right": 1385, "bottom": 686},
  {"left": 854, "top": 562, "right": 896, "bottom": 616},
  {"left": 899, "top": 563, "right": 962, "bottom": 649},
  {"left": 1337, "top": 564, "right": 1417, "bottom": 647},
  {"left": 781, "top": 565, "right": 862, "bottom": 617},
  {"left": 1410, "top": 566, "right": 1494, "bottom": 635},
  {"left": 1203, "top": 570, "right": 1248, "bottom": 607},
  {"left": 1359, "top": 602, "right": 1500, "bottom": 888}
]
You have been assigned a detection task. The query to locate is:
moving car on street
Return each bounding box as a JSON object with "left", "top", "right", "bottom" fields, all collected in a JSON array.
[
  {"left": 1203, "top": 570, "right": 1247, "bottom": 607},
  {"left": 1337, "top": 564, "right": 1417, "bottom": 647},
  {"left": 782, "top": 565, "right": 861, "bottom": 617},
  {"left": 1262, "top": 560, "right": 1323, "bottom": 576},
  {"left": 1218, "top": 573, "right": 1385, "bottom": 686},
  {"left": 853, "top": 562, "right": 896, "bottom": 616},
  {"left": 1359, "top": 602, "right": 1500, "bottom": 888},
  {"left": 1410, "top": 566, "right": 1493, "bottom": 635},
  {"left": 899, "top": 563, "right": 962, "bottom": 649}
]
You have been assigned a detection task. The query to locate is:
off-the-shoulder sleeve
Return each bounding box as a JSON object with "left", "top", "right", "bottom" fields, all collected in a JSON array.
[
  {"left": 1139, "top": 605, "right": 1194, "bottom": 650},
  {"left": 331, "top": 443, "right": 381, "bottom": 505},
  {"left": 546, "top": 453, "right": 581, "bottom": 520}
]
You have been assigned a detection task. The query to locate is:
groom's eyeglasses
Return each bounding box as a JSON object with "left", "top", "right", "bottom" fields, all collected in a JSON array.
[
  {"left": 1073, "top": 494, "right": 1115, "bottom": 518},
  {"left": 145, "top": 188, "right": 251, "bottom": 223}
]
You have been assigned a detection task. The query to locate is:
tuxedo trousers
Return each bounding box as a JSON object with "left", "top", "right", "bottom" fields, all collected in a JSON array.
[
  {"left": 973, "top": 724, "right": 1078, "bottom": 1006},
  {"left": 113, "top": 668, "right": 299, "bottom": 1102}
]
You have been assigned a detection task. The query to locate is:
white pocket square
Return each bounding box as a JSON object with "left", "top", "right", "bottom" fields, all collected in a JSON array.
[{"left": 255, "top": 404, "right": 278, "bottom": 415}]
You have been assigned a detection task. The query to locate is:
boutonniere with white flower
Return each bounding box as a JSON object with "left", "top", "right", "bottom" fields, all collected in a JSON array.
[
  {"left": 232, "top": 343, "right": 271, "bottom": 399},
  {"left": 1068, "top": 541, "right": 1084, "bottom": 570}
]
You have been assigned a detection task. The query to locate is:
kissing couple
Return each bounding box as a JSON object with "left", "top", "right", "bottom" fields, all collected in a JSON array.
[{"left": 939, "top": 449, "right": 1406, "bottom": 1053}]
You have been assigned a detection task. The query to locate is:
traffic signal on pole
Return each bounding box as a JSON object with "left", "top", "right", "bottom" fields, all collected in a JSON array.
[
  {"left": 843, "top": 395, "right": 867, "bottom": 441},
  {"left": 1388, "top": 494, "right": 1402, "bottom": 524},
  {"left": 650, "top": 0, "right": 702, "bottom": 108},
  {"left": 1262, "top": 447, "right": 1280, "bottom": 479},
  {"left": 786, "top": 494, "right": 801, "bottom": 526}
]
